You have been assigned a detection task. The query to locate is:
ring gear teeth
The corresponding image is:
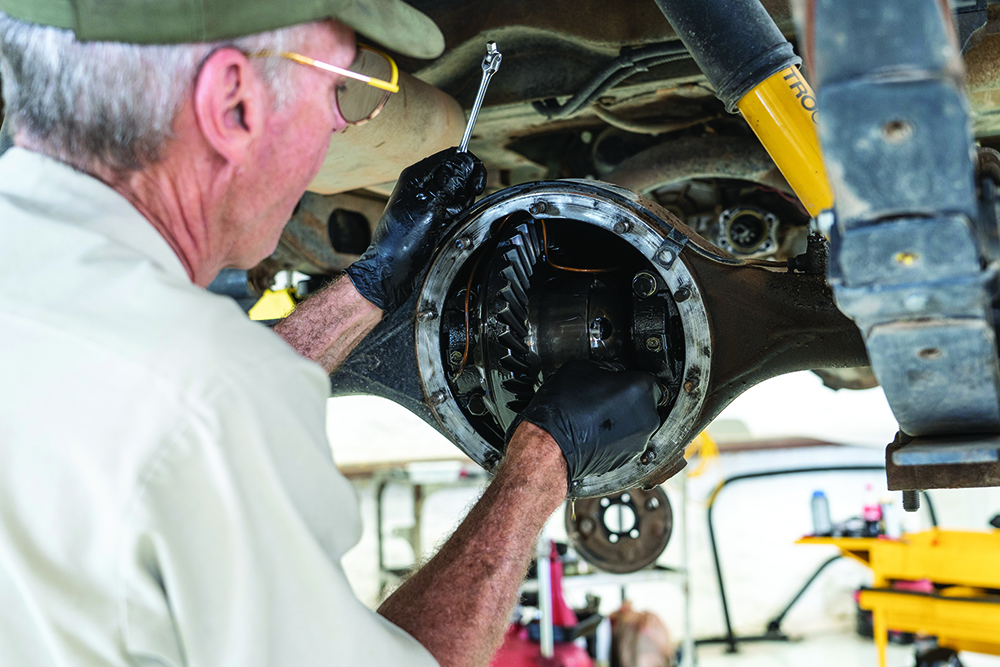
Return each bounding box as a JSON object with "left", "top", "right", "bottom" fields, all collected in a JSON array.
[{"left": 488, "top": 221, "right": 543, "bottom": 414}]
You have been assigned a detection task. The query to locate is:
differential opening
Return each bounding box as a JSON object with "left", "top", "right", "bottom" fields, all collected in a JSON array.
[{"left": 438, "top": 212, "right": 685, "bottom": 452}]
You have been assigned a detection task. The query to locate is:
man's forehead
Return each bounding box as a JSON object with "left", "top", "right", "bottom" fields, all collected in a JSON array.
[{"left": 302, "top": 20, "right": 357, "bottom": 65}]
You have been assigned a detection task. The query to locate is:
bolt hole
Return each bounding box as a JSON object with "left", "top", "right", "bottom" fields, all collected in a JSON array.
[
  {"left": 328, "top": 209, "right": 372, "bottom": 255},
  {"left": 882, "top": 119, "right": 914, "bottom": 142},
  {"left": 603, "top": 503, "right": 636, "bottom": 533},
  {"left": 918, "top": 347, "right": 943, "bottom": 360}
]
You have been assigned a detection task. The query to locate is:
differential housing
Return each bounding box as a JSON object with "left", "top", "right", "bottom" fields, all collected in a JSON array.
[{"left": 415, "top": 180, "right": 712, "bottom": 498}]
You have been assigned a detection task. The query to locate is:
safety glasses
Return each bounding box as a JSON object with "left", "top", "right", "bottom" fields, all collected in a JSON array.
[{"left": 250, "top": 44, "right": 399, "bottom": 125}]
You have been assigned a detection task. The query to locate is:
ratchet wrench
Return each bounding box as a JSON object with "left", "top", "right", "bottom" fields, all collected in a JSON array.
[{"left": 458, "top": 42, "right": 502, "bottom": 153}]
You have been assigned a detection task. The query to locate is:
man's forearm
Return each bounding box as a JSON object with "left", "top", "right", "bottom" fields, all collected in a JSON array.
[
  {"left": 274, "top": 275, "right": 382, "bottom": 374},
  {"left": 378, "top": 423, "right": 568, "bottom": 667}
]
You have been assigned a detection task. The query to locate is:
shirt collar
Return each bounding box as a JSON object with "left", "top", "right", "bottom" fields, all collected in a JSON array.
[{"left": 0, "top": 148, "right": 190, "bottom": 282}]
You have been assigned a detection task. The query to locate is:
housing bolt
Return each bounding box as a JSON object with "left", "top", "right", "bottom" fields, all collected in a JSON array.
[
  {"left": 467, "top": 394, "right": 489, "bottom": 416},
  {"left": 640, "top": 449, "right": 656, "bottom": 465},
  {"left": 483, "top": 452, "right": 501, "bottom": 471},
  {"left": 428, "top": 390, "right": 447, "bottom": 407},
  {"left": 632, "top": 272, "right": 658, "bottom": 298},
  {"left": 645, "top": 337, "right": 662, "bottom": 352},
  {"left": 902, "top": 490, "right": 921, "bottom": 513},
  {"left": 656, "top": 249, "right": 675, "bottom": 266},
  {"left": 454, "top": 236, "right": 473, "bottom": 251},
  {"left": 529, "top": 201, "right": 548, "bottom": 216},
  {"left": 417, "top": 308, "right": 438, "bottom": 322},
  {"left": 656, "top": 384, "right": 671, "bottom": 406},
  {"left": 673, "top": 287, "right": 692, "bottom": 303},
  {"left": 613, "top": 221, "right": 631, "bottom": 235}
]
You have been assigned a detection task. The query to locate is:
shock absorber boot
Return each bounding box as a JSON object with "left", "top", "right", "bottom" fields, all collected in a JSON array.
[{"left": 652, "top": 0, "right": 799, "bottom": 112}]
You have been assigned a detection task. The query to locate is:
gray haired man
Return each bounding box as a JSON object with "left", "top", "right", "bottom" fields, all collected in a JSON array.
[{"left": 0, "top": 1, "right": 662, "bottom": 665}]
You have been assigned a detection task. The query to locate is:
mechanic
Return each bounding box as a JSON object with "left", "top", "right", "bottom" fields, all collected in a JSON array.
[{"left": 0, "top": 1, "right": 662, "bottom": 666}]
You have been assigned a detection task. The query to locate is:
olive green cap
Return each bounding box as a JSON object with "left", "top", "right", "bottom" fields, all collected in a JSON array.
[{"left": 0, "top": 0, "right": 445, "bottom": 58}]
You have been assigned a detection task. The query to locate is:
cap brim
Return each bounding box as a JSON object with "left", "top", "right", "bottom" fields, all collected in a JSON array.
[
  {"left": 0, "top": 0, "right": 445, "bottom": 55},
  {"left": 333, "top": 0, "right": 444, "bottom": 59}
]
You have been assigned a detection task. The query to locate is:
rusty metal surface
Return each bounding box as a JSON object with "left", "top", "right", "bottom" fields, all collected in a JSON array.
[
  {"left": 617, "top": 199, "right": 868, "bottom": 444},
  {"left": 255, "top": 191, "right": 387, "bottom": 283},
  {"left": 813, "top": 0, "right": 1000, "bottom": 440},
  {"left": 958, "top": 6, "right": 1000, "bottom": 138},
  {"left": 605, "top": 135, "right": 791, "bottom": 196},
  {"left": 565, "top": 487, "right": 673, "bottom": 573},
  {"left": 683, "top": 249, "right": 870, "bottom": 438},
  {"left": 401, "top": 0, "right": 795, "bottom": 107},
  {"left": 604, "top": 135, "right": 808, "bottom": 265},
  {"left": 886, "top": 433, "right": 1000, "bottom": 490}
]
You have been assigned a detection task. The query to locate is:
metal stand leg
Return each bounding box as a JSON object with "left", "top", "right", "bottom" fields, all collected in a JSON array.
[
  {"left": 537, "top": 534, "right": 555, "bottom": 659},
  {"left": 873, "top": 608, "right": 888, "bottom": 667},
  {"left": 681, "top": 472, "right": 696, "bottom": 667}
]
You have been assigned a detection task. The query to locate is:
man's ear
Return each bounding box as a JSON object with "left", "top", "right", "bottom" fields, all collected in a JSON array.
[{"left": 192, "top": 48, "right": 265, "bottom": 164}]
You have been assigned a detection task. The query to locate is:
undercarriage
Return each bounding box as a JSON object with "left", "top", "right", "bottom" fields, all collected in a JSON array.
[{"left": 239, "top": 0, "right": 1000, "bottom": 497}]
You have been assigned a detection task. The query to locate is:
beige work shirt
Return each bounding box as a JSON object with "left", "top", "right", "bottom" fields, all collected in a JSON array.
[{"left": 0, "top": 148, "right": 437, "bottom": 667}]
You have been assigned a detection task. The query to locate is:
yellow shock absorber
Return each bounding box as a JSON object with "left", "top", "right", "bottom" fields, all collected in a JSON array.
[{"left": 736, "top": 66, "right": 834, "bottom": 217}]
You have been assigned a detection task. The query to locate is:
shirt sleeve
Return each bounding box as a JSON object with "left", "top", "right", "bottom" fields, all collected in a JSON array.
[{"left": 116, "top": 359, "right": 439, "bottom": 667}]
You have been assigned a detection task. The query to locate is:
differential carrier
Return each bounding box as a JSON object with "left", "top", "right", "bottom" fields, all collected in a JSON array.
[{"left": 416, "top": 181, "right": 712, "bottom": 498}]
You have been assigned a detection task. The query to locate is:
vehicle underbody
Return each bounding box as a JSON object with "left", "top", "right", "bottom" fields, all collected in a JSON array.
[{"left": 229, "top": 0, "right": 1000, "bottom": 498}]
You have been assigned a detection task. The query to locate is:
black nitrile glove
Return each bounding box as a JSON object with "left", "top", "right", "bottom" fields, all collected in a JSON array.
[
  {"left": 505, "top": 360, "right": 662, "bottom": 486},
  {"left": 345, "top": 147, "right": 487, "bottom": 312}
]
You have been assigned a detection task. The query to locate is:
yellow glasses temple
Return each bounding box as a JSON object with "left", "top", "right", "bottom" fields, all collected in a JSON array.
[{"left": 278, "top": 51, "right": 400, "bottom": 94}]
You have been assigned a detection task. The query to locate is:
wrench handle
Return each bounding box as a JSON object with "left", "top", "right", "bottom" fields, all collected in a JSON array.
[
  {"left": 458, "top": 42, "right": 501, "bottom": 153},
  {"left": 459, "top": 73, "right": 492, "bottom": 152}
]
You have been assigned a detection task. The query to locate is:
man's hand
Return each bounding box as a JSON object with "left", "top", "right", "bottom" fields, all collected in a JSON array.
[
  {"left": 345, "top": 147, "right": 487, "bottom": 313},
  {"left": 506, "top": 360, "right": 662, "bottom": 486},
  {"left": 379, "top": 363, "right": 658, "bottom": 665}
]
